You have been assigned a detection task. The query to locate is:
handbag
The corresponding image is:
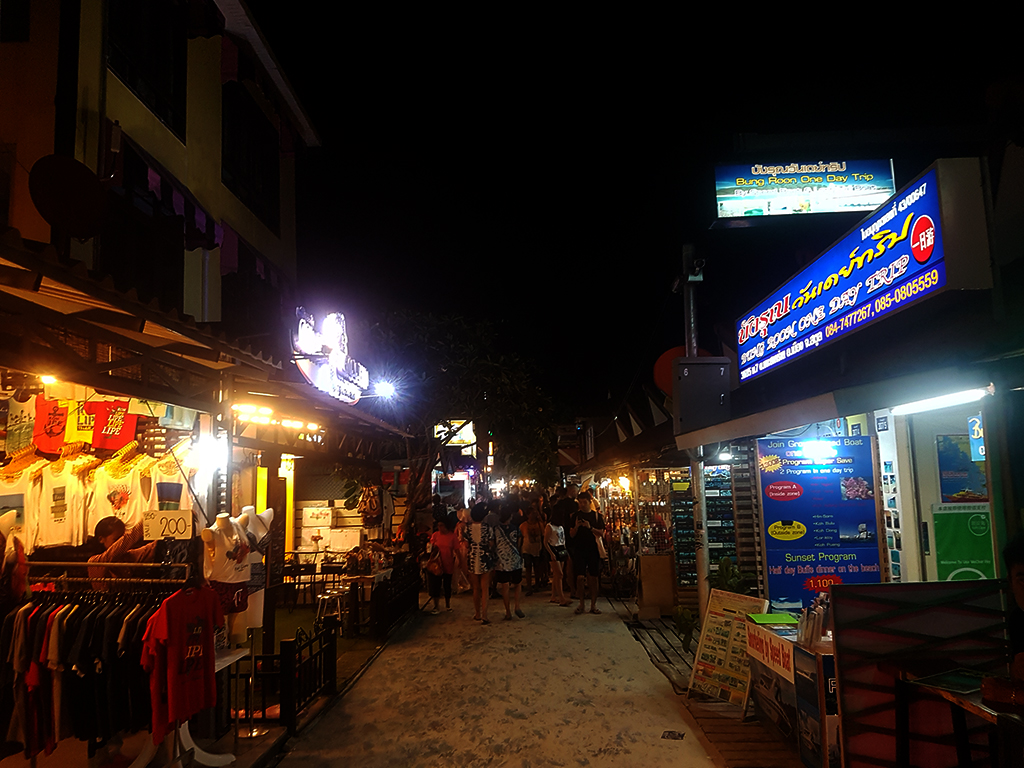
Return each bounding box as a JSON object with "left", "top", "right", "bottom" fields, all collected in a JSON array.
[{"left": 425, "top": 549, "right": 444, "bottom": 576}]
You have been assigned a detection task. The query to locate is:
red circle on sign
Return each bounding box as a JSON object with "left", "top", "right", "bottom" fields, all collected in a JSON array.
[
  {"left": 910, "top": 215, "right": 936, "bottom": 264},
  {"left": 765, "top": 481, "right": 803, "bottom": 500}
]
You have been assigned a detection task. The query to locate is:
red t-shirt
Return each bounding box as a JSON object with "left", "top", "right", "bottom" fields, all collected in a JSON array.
[
  {"left": 32, "top": 397, "right": 68, "bottom": 454},
  {"left": 83, "top": 400, "right": 138, "bottom": 450},
  {"left": 429, "top": 529, "right": 459, "bottom": 574},
  {"left": 141, "top": 586, "right": 224, "bottom": 742}
]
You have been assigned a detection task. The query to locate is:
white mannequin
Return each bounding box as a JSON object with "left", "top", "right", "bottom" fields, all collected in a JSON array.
[
  {"left": 202, "top": 513, "right": 251, "bottom": 643},
  {"left": 0, "top": 509, "right": 16, "bottom": 541},
  {"left": 234, "top": 506, "right": 274, "bottom": 629}
]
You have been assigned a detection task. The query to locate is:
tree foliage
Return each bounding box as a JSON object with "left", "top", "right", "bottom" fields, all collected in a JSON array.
[{"left": 357, "top": 311, "right": 558, "bottom": 517}]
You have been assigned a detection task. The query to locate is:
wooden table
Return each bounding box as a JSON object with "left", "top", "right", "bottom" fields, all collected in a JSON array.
[{"left": 890, "top": 662, "right": 1024, "bottom": 767}]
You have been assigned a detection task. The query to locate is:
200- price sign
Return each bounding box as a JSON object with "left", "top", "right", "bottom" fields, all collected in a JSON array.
[{"left": 143, "top": 509, "right": 193, "bottom": 540}]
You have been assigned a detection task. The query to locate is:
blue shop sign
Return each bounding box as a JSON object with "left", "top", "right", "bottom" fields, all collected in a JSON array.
[
  {"left": 757, "top": 436, "right": 882, "bottom": 612},
  {"left": 715, "top": 159, "right": 896, "bottom": 218},
  {"left": 737, "top": 168, "right": 945, "bottom": 382}
]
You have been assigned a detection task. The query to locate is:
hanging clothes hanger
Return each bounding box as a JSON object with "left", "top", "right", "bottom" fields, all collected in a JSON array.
[{"left": 0, "top": 445, "right": 42, "bottom": 479}]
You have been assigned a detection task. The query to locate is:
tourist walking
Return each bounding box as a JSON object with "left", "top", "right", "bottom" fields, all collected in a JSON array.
[
  {"left": 462, "top": 502, "right": 496, "bottom": 624},
  {"left": 520, "top": 499, "right": 545, "bottom": 595},
  {"left": 544, "top": 509, "right": 572, "bottom": 606},
  {"left": 495, "top": 500, "right": 525, "bottom": 619},
  {"left": 550, "top": 483, "right": 579, "bottom": 596},
  {"left": 426, "top": 513, "right": 459, "bottom": 613},
  {"left": 570, "top": 491, "right": 605, "bottom": 614}
]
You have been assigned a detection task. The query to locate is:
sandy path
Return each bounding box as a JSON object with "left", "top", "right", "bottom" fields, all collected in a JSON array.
[{"left": 278, "top": 591, "right": 716, "bottom": 767}]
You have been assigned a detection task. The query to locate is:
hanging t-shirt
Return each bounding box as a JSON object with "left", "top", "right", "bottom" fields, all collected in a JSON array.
[
  {"left": 33, "top": 463, "right": 86, "bottom": 550},
  {"left": 33, "top": 397, "right": 68, "bottom": 454},
  {"left": 140, "top": 587, "right": 223, "bottom": 744},
  {"left": 88, "top": 465, "right": 146, "bottom": 532},
  {"left": 6, "top": 395, "right": 36, "bottom": 453},
  {"left": 63, "top": 401, "right": 95, "bottom": 444},
  {"left": 0, "top": 466, "right": 41, "bottom": 549},
  {"left": 83, "top": 401, "right": 137, "bottom": 451},
  {"left": 148, "top": 454, "right": 195, "bottom": 513}
]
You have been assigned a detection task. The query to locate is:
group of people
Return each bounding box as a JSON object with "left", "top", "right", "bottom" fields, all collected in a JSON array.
[{"left": 422, "top": 483, "right": 606, "bottom": 624}]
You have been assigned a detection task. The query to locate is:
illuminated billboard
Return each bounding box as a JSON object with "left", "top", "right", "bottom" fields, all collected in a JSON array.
[
  {"left": 715, "top": 160, "right": 896, "bottom": 218},
  {"left": 736, "top": 167, "right": 944, "bottom": 382},
  {"left": 292, "top": 308, "right": 369, "bottom": 403}
]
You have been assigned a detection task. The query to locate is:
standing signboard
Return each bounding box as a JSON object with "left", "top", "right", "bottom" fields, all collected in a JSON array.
[
  {"left": 688, "top": 589, "right": 768, "bottom": 705},
  {"left": 757, "top": 436, "right": 883, "bottom": 611}
]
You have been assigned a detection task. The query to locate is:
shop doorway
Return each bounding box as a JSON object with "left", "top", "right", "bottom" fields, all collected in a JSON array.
[{"left": 908, "top": 402, "right": 993, "bottom": 582}]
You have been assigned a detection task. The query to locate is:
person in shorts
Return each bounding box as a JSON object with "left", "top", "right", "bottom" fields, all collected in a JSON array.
[
  {"left": 544, "top": 509, "right": 572, "bottom": 606},
  {"left": 494, "top": 500, "right": 525, "bottom": 619},
  {"left": 569, "top": 491, "right": 605, "bottom": 614}
]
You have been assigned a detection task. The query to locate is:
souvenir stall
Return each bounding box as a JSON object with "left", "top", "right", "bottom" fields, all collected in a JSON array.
[
  {"left": 592, "top": 471, "right": 637, "bottom": 599},
  {"left": 0, "top": 237, "right": 286, "bottom": 766}
]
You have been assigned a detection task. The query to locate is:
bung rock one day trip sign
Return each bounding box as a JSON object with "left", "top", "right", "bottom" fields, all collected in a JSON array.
[
  {"left": 736, "top": 168, "right": 944, "bottom": 382},
  {"left": 757, "top": 436, "right": 882, "bottom": 611}
]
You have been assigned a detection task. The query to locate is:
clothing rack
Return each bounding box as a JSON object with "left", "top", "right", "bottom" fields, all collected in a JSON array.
[{"left": 25, "top": 560, "right": 193, "bottom": 585}]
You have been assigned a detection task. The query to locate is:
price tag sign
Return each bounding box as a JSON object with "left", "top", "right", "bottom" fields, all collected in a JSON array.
[{"left": 144, "top": 509, "right": 192, "bottom": 540}]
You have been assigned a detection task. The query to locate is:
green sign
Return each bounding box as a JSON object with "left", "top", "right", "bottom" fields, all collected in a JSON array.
[{"left": 932, "top": 503, "right": 995, "bottom": 580}]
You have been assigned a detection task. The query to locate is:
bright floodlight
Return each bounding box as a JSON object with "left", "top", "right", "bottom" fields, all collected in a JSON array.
[
  {"left": 374, "top": 381, "right": 396, "bottom": 399},
  {"left": 891, "top": 388, "right": 989, "bottom": 416}
]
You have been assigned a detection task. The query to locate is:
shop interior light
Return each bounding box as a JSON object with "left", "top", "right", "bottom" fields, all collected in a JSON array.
[
  {"left": 618, "top": 476, "right": 631, "bottom": 493},
  {"left": 40, "top": 375, "right": 57, "bottom": 384},
  {"left": 306, "top": 423, "right": 319, "bottom": 431},
  {"left": 192, "top": 434, "right": 228, "bottom": 473},
  {"left": 232, "top": 404, "right": 257, "bottom": 414},
  {"left": 373, "top": 381, "right": 397, "bottom": 399},
  {"left": 718, "top": 450, "right": 733, "bottom": 461},
  {"left": 891, "top": 388, "right": 990, "bottom": 416},
  {"left": 257, "top": 406, "right": 273, "bottom": 416}
]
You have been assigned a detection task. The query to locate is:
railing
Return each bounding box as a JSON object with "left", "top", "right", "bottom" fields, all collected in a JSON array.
[
  {"left": 231, "top": 621, "right": 338, "bottom": 736},
  {"left": 280, "top": 623, "right": 338, "bottom": 734}
]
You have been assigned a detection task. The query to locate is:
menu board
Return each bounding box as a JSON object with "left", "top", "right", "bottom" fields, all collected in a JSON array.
[
  {"left": 688, "top": 589, "right": 768, "bottom": 705},
  {"left": 757, "top": 436, "right": 882, "bottom": 611}
]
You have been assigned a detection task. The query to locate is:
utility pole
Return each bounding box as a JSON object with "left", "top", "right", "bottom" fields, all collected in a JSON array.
[{"left": 680, "top": 245, "right": 710, "bottom": 622}]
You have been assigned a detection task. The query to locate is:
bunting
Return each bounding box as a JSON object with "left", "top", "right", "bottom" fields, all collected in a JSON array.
[{"left": 649, "top": 395, "right": 669, "bottom": 426}]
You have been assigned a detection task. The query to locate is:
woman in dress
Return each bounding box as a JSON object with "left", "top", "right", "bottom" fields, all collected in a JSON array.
[
  {"left": 544, "top": 504, "right": 572, "bottom": 606},
  {"left": 462, "top": 502, "right": 496, "bottom": 624}
]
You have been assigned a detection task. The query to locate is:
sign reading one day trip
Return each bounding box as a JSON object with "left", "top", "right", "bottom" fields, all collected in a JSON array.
[
  {"left": 716, "top": 159, "right": 896, "bottom": 218},
  {"left": 737, "top": 167, "right": 944, "bottom": 382},
  {"left": 757, "top": 436, "right": 882, "bottom": 612}
]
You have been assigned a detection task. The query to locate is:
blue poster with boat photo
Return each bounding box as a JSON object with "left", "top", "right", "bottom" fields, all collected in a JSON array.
[{"left": 757, "top": 436, "right": 882, "bottom": 612}]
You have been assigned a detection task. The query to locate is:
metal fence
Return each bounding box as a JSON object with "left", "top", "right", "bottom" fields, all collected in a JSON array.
[{"left": 233, "top": 621, "right": 339, "bottom": 735}]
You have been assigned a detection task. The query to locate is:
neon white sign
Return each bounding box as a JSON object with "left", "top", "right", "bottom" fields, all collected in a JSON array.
[{"left": 292, "top": 308, "right": 368, "bottom": 404}]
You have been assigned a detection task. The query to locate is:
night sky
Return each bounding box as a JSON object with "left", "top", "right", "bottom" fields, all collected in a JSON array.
[{"left": 243, "top": 7, "right": 998, "bottom": 413}]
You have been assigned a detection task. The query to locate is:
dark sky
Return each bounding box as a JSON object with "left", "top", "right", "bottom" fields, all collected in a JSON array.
[{"left": 244, "top": 6, "right": 999, "bottom": 413}]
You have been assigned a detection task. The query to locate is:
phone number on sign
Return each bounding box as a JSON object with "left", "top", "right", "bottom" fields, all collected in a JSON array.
[{"left": 873, "top": 268, "right": 941, "bottom": 314}]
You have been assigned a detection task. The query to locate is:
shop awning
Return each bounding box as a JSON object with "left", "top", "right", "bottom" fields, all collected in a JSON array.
[
  {"left": 674, "top": 365, "right": 995, "bottom": 452},
  {"left": 0, "top": 230, "right": 409, "bottom": 447}
]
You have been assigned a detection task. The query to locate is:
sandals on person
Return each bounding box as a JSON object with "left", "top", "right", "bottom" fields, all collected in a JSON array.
[
  {"left": 589, "top": 607, "right": 602, "bottom": 614},
  {"left": 480, "top": 618, "right": 491, "bottom": 625},
  {"left": 574, "top": 605, "right": 585, "bottom": 614}
]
